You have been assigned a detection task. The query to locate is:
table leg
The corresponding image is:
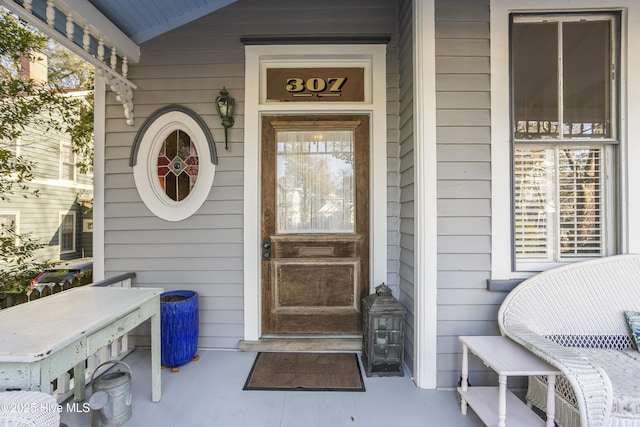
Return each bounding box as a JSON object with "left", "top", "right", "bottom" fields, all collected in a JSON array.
[
  {"left": 498, "top": 374, "right": 507, "bottom": 427},
  {"left": 32, "top": 362, "right": 45, "bottom": 393},
  {"left": 460, "top": 344, "right": 468, "bottom": 414},
  {"left": 73, "top": 362, "right": 86, "bottom": 401},
  {"left": 546, "top": 375, "right": 556, "bottom": 427},
  {"left": 151, "top": 309, "right": 161, "bottom": 402}
]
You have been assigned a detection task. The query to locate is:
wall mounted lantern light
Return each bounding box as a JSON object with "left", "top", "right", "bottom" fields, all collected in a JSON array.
[{"left": 215, "top": 87, "right": 235, "bottom": 151}]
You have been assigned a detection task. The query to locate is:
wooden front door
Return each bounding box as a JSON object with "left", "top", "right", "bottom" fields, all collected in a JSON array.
[{"left": 261, "top": 115, "right": 370, "bottom": 335}]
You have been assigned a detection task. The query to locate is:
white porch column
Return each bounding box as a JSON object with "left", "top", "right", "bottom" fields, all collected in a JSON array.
[
  {"left": 413, "top": 0, "right": 438, "bottom": 389},
  {"left": 93, "top": 73, "right": 105, "bottom": 281}
]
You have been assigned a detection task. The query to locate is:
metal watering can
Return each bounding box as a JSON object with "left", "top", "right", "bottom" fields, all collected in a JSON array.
[{"left": 89, "top": 360, "right": 132, "bottom": 427}]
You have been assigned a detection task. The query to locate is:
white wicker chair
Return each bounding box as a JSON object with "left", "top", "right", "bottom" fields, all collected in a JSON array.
[
  {"left": 498, "top": 254, "right": 640, "bottom": 427},
  {"left": 0, "top": 391, "right": 60, "bottom": 427}
]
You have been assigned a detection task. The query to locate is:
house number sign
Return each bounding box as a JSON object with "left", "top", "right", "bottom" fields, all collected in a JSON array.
[{"left": 266, "top": 67, "right": 365, "bottom": 102}]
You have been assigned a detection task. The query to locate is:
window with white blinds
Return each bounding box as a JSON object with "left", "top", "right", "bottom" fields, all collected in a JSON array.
[
  {"left": 514, "top": 146, "right": 611, "bottom": 269},
  {"left": 511, "top": 13, "right": 618, "bottom": 271}
]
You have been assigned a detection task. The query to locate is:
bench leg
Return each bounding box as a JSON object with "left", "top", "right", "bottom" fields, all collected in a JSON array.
[
  {"left": 460, "top": 344, "right": 469, "bottom": 414},
  {"left": 498, "top": 374, "right": 507, "bottom": 427},
  {"left": 545, "top": 375, "right": 556, "bottom": 427}
]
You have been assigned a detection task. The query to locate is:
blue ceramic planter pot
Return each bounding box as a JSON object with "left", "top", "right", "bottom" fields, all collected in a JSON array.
[{"left": 160, "top": 290, "right": 199, "bottom": 368}]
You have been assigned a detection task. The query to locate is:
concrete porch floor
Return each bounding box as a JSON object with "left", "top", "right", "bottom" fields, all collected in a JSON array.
[{"left": 60, "top": 348, "right": 485, "bottom": 427}]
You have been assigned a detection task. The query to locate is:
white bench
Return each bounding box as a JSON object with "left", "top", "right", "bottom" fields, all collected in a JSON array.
[{"left": 498, "top": 254, "right": 640, "bottom": 427}]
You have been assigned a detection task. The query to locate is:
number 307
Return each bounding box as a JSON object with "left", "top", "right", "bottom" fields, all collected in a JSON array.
[{"left": 286, "top": 77, "right": 347, "bottom": 93}]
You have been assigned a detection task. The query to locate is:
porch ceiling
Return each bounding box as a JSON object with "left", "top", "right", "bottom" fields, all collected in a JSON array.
[{"left": 87, "top": 0, "right": 237, "bottom": 44}]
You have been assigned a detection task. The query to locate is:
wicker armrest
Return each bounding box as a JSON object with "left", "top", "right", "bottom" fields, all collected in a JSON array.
[
  {"left": 497, "top": 255, "right": 640, "bottom": 427},
  {"left": 503, "top": 324, "right": 613, "bottom": 427}
]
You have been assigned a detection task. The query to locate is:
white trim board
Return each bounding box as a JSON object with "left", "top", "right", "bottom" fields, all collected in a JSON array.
[
  {"left": 413, "top": 0, "right": 438, "bottom": 390},
  {"left": 243, "top": 44, "right": 388, "bottom": 341}
]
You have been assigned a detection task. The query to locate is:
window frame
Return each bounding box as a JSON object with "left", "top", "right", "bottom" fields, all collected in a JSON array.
[
  {"left": 0, "top": 213, "right": 19, "bottom": 266},
  {"left": 511, "top": 13, "right": 619, "bottom": 144},
  {"left": 0, "top": 138, "right": 19, "bottom": 177},
  {"left": 60, "top": 140, "right": 76, "bottom": 181},
  {"left": 513, "top": 144, "right": 617, "bottom": 271},
  {"left": 59, "top": 211, "right": 76, "bottom": 254},
  {"left": 490, "top": 0, "right": 639, "bottom": 283},
  {"left": 510, "top": 13, "right": 620, "bottom": 271},
  {"left": 1, "top": 137, "right": 18, "bottom": 160},
  {"left": 0, "top": 212, "right": 19, "bottom": 243},
  {"left": 131, "top": 105, "right": 218, "bottom": 222}
]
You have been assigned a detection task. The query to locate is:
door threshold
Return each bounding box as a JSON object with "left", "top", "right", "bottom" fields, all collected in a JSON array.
[{"left": 238, "top": 336, "right": 362, "bottom": 352}]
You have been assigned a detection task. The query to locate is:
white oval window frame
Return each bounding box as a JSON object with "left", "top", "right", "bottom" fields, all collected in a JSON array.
[{"left": 131, "top": 105, "right": 217, "bottom": 222}]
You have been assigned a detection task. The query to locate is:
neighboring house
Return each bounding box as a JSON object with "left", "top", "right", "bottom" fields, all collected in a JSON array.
[
  {"left": 7, "top": 0, "right": 640, "bottom": 390},
  {"left": 0, "top": 57, "right": 93, "bottom": 262}
]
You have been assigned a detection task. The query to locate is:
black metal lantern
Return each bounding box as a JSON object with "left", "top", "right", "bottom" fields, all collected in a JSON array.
[
  {"left": 215, "top": 87, "right": 235, "bottom": 151},
  {"left": 361, "top": 283, "right": 406, "bottom": 377}
]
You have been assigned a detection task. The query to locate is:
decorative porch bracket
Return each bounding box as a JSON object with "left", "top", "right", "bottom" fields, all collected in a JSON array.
[
  {"left": 101, "top": 69, "right": 134, "bottom": 125},
  {"left": 2, "top": 0, "right": 139, "bottom": 126}
]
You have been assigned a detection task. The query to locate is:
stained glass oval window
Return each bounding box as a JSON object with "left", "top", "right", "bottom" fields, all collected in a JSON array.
[
  {"left": 157, "top": 130, "right": 199, "bottom": 201},
  {"left": 132, "top": 105, "right": 217, "bottom": 222}
]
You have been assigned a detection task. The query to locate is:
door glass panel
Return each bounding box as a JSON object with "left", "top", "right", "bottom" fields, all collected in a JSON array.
[{"left": 276, "top": 130, "right": 354, "bottom": 233}]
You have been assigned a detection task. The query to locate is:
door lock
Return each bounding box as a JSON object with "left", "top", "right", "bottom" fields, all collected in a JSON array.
[{"left": 262, "top": 237, "right": 272, "bottom": 261}]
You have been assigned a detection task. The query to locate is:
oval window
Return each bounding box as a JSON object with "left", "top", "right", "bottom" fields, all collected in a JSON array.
[{"left": 132, "top": 105, "right": 217, "bottom": 222}]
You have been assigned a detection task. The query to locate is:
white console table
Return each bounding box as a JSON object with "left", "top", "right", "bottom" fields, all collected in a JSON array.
[
  {"left": 0, "top": 286, "right": 163, "bottom": 402},
  {"left": 458, "top": 335, "right": 561, "bottom": 427}
]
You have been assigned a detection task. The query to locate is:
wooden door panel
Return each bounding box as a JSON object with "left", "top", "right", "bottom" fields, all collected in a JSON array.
[
  {"left": 274, "top": 237, "right": 358, "bottom": 258},
  {"left": 272, "top": 312, "right": 362, "bottom": 335},
  {"left": 261, "top": 115, "right": 369, "bottom": 335},
  {"left": 274, "top": 259, "right": 359, "bottom": 309}
]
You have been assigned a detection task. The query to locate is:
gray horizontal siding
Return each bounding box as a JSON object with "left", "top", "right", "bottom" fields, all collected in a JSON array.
[
  {"left": 105, "top": 0, "right": 400, "bottom": 350},
  {"left": 3, "top": 189, "right": 89, "bottom": 261},
  {"left": 397, "top": 0, "right": 415, "bottom": 376},
  {"left": 437, "top": 271, "right": 491, "bottom": 289},
  {"left": 0, "top": 115, "right": 93, "bottom": 262},
  {"left": 387, "top": 26, "right": 402, "bottom": 298},
  {"left": 435, "top": 0, "right": 501, "bottom": 388}
]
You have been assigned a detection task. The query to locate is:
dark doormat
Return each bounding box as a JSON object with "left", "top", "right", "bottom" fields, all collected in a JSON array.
[{"left": 243, "top": 352, "right": 365, "bottom": 392}]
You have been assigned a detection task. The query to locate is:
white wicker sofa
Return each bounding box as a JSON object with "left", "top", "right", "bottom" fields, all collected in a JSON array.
[{"left": 498, "top": 254, "right": 640, "bottom": 427}]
